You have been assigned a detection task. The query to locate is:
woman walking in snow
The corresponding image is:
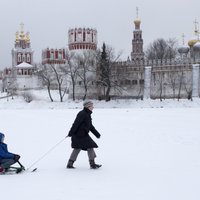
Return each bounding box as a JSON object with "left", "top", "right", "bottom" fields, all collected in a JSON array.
[{"left": 66, "top": 100, "right": 101, "bottom": 169}]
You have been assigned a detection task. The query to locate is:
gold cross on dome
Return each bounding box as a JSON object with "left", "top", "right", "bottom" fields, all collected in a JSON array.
[
  {"left": 194, "top": 19, "right": 199, "bottom": 39},
  {"left": 20, "top": 22, "right": 24, "bottom": 32},
  {"left": 136, "top": 7, "right": 139, "bottom": 19},
  {"left": 182, "top": 33, "right": 185, "bottom": 45}
]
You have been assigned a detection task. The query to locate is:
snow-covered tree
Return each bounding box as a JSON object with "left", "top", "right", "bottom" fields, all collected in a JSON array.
[{"left": 97, "top": 43, "right": 122, "bottom": 101}]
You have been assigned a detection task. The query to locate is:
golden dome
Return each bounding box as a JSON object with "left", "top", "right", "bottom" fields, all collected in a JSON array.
[
  {"left": 19, "top": 31, "right": 25, "bottom": 40},
  {"left": 134, "top": 19, "right": 141, "bottom": 25},
  {"left": 188, "top": 39, "right": 200, "bottom": 47},
  {"left": 15, "top": 32, "right": 19, "bottom": 42},
  {"left": 26, "top": 32, "right": 30, "bottom": 42}
]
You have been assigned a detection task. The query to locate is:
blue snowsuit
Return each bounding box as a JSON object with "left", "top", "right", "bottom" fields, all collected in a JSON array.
[{"left": 0, "top": 132, "right": 16, "bottom": 169}]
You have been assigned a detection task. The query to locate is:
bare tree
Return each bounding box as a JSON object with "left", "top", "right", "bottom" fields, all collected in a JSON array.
[
  {"left": 36, "top": 63, "right": 68, "bottom": 102},
  {"left": 145, "top": 38, "right": 178, "bottom": 61},
  {"left": 166, "top": 38, "right": 178, "bottom": 60},
  {"left": 64, "top": 50, "right": 97, "bottom": 101},
  {"left": 137, "top": 72, "right": 144, "bottom": 100},
  {"left": 65, "top": 51, "right": 79, "bottom": 101},
  {"left": 35, "top": 64, "right": 54, "bottom": 102},
  {"left": 7, "top": 79, "right": 17, "bottom": 100},
  {"left": 158, "top": 72, "right": 164, "bottom": 101},
  {"left": 177, "top": 71, "right": 184, "bottom": 101},
  {"left": 76, "top": 51, "right": 96, "bottom": 100},
  {"left": 169, "top": 71, "right": 178, "bottom": 99},
  {"left": 183, "top": 79, "right": 192, "bottom": 100},
  {"left": 151, "top": 71, "right": 164, "bottom": 101},
  {"left": 49, "top": 63, "right": 68, "bottom": 102}
]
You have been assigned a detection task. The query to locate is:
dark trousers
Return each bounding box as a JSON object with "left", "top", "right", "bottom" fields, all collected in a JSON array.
[
  {"left": 0, "top": 159, "right": 16, "bottom": 169},
  {"left": 69, "top": 148, "right": 96, "bottom": 161}
]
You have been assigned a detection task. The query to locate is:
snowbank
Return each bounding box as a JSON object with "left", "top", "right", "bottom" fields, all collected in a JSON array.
[{"left": 1, "top": 90, "right": 200, "bottom": 109}]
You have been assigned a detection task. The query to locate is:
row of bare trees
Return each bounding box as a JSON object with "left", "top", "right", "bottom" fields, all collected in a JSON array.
[
  {"left": 152, "top": 69, "right": 192, "bottom": 101},
  {"left": 145, "top": 38, "right": 193, "bottom": 100},
  {"left": 96, "top": 38, "right": 179, "bottom": 101},
  {"left": 145, "top": 38, "right": 178, "bottom": 61},
  {"left": 35, "top": 43, "right": 123, "bottom": 102}
]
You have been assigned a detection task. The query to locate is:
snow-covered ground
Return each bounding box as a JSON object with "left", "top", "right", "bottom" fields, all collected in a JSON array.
[
  {"left": 0, "top": 91, "right": 200, "bottom": 200},
  {"left": 1, "top": 90, "right": 200, "bottom": 109}
]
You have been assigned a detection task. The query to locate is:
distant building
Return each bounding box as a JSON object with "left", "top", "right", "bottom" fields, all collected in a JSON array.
[
  {"left": 2, "top": 24, "right": 39, "bottom": 92},
  {"left": 68, "top": 27, "right": 97, "bottom": 51},
  {"left": 40, "top": 48, "right": 68, "bottom": 91},
  {"left": 42, "top": 48, "right": 66, "bottom": 65},
  {"left": 131, "top": 14, "right": 145, "bottom": 61},
  {"left": 1, "top": 14, "right": 200, "bottom": 100},
  {"left": 96, "top": 11, "right": 200, "bottom": 100},
  {"left": 11, "top": 23, "right": 33, "bottom": 67}
]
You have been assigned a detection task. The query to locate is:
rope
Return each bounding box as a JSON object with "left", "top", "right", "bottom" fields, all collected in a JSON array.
[{"left": 27, "top": 137, "right": 67, "bottom": 170}]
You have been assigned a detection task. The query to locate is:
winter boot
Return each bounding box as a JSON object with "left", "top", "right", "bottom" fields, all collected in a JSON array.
[
  {"left": 89, "top": 160, "right": 102, "bottom": 169},
  {"left": 66, "top": 160, "right": 75, "bottom": 169},
  {"left": 16, "top": 167, "right": 23, "bottom": 174},
  {"left": 0, "top": 166, "right": 5, "bottom": 174}
]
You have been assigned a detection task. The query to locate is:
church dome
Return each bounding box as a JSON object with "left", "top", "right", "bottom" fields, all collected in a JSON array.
[
  {"left": 178, "top": 45, "right": 189, "bottom": 54},
  {"left": 193, "top": 42, "right": 200, "bottom": 51},
  {"left": 188, "top": 39, "right": 199, "bottom": 47},
  {"left": 134, "top": 19, "right": 141, "bottom": 25}
]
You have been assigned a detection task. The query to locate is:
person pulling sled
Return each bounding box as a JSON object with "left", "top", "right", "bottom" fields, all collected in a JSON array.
[
  {"left": 66, "top": 100, "right": 102, "bottom": 169},
  {"left": 0, "top": 132, "right": 23, "bottom": 174}
]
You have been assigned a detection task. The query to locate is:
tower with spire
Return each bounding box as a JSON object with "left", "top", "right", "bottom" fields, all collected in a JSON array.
[
  {"left": 11, "top": 23, "right": 34, "bottom": 67},
  {"left": 2, "top": 23, "right": 39, "bottom": 91},
  {"left": 131, "top": 7, "right": 144, "bottom": 62}
]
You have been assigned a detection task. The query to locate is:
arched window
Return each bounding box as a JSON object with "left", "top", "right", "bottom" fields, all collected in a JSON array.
[
  {"left": 83, "top": 32, "right": 86, "bottom": 42},
  {"left": 18, "top": 54, "right": 21, "bottom": 62},
  {"left": 27, "top": 54, "right": 30, "bottom": 62},
  {"left": 18, "top": 69, "right": 21, "bottom": 75},
  {"left": 22, "top": 54, "right": 25, "bottom": 62}
]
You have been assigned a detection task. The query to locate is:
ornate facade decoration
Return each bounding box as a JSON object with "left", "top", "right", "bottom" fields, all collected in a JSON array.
[
  {"left": 68, "top": 27, "right": 97, "bottom": 51},
  {"left": 12, "top": 23, "right": 33, "bottom": 67}
]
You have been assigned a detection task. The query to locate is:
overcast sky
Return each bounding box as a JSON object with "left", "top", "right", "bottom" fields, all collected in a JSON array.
[{"left": 0, "top": 0, "right": 200, "bottom": 69}]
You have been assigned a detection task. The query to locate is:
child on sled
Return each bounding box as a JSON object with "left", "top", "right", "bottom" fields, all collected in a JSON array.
[{"left": 0, "top": 132, "right": 21, "bottom": 174}]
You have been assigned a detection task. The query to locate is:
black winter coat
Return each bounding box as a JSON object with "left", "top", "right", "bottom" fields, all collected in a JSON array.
[{"left": 68, "top": 108, "right": 101, "bottom": 150}]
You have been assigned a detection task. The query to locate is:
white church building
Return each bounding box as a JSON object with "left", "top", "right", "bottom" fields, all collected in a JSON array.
[{"left": 2, "top": 24, "right": 39, "bottom": 92}]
